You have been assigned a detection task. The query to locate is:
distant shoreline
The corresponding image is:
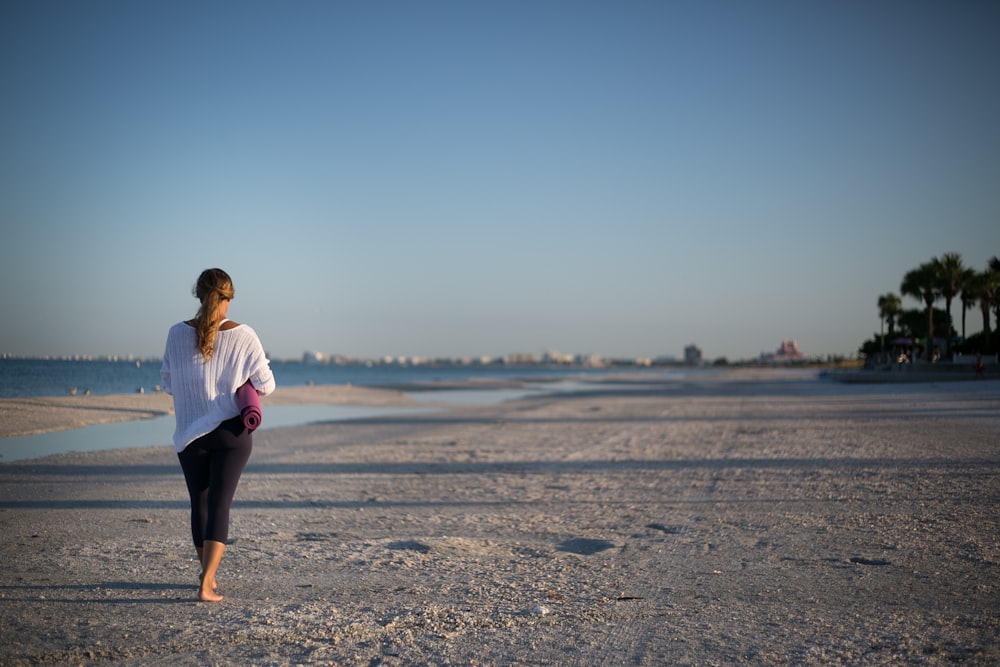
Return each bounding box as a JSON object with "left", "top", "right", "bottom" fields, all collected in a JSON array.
[
  {"left": 828, "top": 362, "right": 996, "bottom": 383},
  {"left": 8, "top": 363, "right": 993, "bottom": 442}
]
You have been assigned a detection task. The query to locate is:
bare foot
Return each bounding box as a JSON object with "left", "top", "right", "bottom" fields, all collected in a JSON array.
[
  {"left": 198, "top": 587, "right": 223, "bottom": 602},
  {"left": 199, "top": 572, "right": 218, "bottom": 592}
]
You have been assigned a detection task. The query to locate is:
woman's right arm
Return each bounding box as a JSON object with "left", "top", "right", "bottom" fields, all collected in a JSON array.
[{"left": 160, "top": 331, "right": 173, "bottom": 395}]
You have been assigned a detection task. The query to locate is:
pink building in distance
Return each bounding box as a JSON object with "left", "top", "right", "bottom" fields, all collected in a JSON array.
[{"left": 759, "top": 339, "right": 804, "bottom": 364}]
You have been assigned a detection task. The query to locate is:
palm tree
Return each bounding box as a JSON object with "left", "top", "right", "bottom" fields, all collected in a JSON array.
[
  {"left": 935, "top": 252, "right": 965, "bottom": 355},
  {"left": 901, "top": 261, "right": 940, "bottom": 361},
  {"left": 971, "top": 267, "right": 998, "bottom": 342},
  {"left": 877, "top": 293, "right": 902, "bottom": 353},
  {"left": 959, "top": 267, "right": 977, "bottom": 341},
  {"left": 990, "top": 257, "right": 1000, "bottom": 334}
]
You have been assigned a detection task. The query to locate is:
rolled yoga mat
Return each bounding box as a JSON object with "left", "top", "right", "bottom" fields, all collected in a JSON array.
[{"left": 236, "top": 380, "right": 262, "bottom": 432}]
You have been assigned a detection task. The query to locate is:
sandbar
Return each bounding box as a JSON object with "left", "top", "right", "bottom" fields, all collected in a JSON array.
[{"left": 0, "top": 384, "right": 415, "bottom": 439}]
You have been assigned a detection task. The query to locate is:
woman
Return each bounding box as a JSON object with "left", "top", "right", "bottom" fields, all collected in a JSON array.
[{"left": 160, "top": 268, "right": 276, "bottom": 601}]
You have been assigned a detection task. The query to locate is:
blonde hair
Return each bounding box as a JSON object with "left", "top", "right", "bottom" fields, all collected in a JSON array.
[{"left": 192, "top": 268, "right": 234, "bottom": 361}]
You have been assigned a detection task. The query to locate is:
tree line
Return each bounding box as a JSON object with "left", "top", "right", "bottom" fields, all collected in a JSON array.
[{"left": 862, "top": 253, "right": 1000, "bottom": 362}]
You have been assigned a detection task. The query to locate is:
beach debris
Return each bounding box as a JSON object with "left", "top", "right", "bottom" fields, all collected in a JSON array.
[
  {"left": 557, "top": 537, "right": 616, "bottom": 555},
  {"left": 530, "top": 605, "right": 550, "bottom": 616},
  {"left": 849, "top": 557, "right": 891, "bottom": 566},
  {"left": 387, "top": 540, "right": 431, "bottom": 554},
  {"left": 647, "top": 523, "right": 681, "bottom": 534}
]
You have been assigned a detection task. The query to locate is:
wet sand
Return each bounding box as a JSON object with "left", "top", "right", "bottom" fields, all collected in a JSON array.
[
  {"left": 1, "top": 370, "right": 998, "bottom": 665},
  {"left": 0, "top": 385, "right": 416, "bottom": 439}
]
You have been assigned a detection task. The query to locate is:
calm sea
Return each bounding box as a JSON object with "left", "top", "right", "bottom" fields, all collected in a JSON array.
[
  {"left": 0, "top": 358, "right": 689, "bottom": 462},
  {"left": 0, "top": 357, "right": 673, "bottom": 399}
]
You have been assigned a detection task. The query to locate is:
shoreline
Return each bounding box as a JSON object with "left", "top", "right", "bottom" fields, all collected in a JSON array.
[
  {"left": 1, "top": 370, "right": 998, "bottom": 664},
  {"left": 828, "top": 363, "right": 997, "bottom": 384},
  {"left": 0, "top": 371, "right": 721, "bottom": 442},
  {"left": 0, "top": 384, "right": 417, "bottom": 440},
  {"left": 3, "top": 365, "right": 996, "bottom": 440}
]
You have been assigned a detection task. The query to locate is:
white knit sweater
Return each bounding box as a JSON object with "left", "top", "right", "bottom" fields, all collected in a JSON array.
[{"left": 160, "top": 322, "right": 276, "bottom": 451}]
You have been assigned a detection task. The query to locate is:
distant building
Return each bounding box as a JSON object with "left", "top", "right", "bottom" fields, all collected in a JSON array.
[
  {"left": 759, "top": 339, "right": 804, "bottom": 364},
  {"left": 684, "top": 344, "right": 703, "bottom": 366},
  {"left": 303, "top": 351, "right": 328, "bottom": 364},
  {"left": 575, "top": 353, "right": 605, "bottom": 368},
  {"left": 542, "top": 351, "right": 574, "bottom": 364}
]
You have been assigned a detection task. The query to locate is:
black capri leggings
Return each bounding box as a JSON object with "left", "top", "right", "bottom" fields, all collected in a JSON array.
[{"left": 177, "top": 416, "right": 252, "bottom": 547}]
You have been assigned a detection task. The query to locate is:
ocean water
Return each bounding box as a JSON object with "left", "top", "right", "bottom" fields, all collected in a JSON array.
[
  {"left": 0, "top": 403, "right": 434, "bottom": 462},
  {"left": 0, "top": 357, "right": 672, "bottom": 399},
  {"left": 1, "top": 359, "right": 691, "bottom": 461}
]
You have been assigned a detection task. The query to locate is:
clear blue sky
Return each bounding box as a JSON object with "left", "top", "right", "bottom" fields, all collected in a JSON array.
[{"left": 2, "top": 1, "right": 998, "bottom": 361}]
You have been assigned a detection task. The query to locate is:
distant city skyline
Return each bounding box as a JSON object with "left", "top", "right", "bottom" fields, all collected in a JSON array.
[
  {"left": 0, "top": 341, "right": 783, "bottom": 365},
  {"left": 2, "top": 2, "right": 998, "bottom": 362},
  {"left": 0, "top": 339, "right": 809, "bottom": 368}
]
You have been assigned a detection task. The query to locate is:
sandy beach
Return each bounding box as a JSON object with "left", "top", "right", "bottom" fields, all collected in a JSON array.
[{"left": 1, "top": 369, "right": 998, "bottom": 665}]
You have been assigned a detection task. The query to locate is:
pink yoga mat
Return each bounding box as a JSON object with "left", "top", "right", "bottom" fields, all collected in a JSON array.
[{"left": 236, "top": 380, "right": 262, "bottom": 432}]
